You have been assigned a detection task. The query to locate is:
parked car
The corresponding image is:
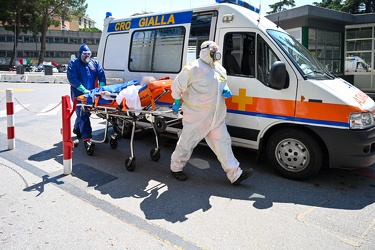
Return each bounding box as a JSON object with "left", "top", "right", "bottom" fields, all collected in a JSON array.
[{"left": 35, "top": 64, "right": 59, "bottom": 73}]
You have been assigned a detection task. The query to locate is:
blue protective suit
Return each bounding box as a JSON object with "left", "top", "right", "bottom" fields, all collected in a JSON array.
[{"left": 67, "top": 43, "right": 106, "bottom": 141}]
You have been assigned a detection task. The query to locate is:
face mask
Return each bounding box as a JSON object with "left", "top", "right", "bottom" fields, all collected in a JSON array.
[
  {"left": 81, "top": 51, "right": 92, "bottom": 63},
  {"left": 210, "top": 49, "right": 221, "bottom": 61}
]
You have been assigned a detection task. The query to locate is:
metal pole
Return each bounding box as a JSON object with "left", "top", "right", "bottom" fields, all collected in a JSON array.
[
  {"left": 14, "top": 23, "right": 17, "bottom": 63},
  {"left": 6, "top": 89, "right": 15, "bottom": 149}
]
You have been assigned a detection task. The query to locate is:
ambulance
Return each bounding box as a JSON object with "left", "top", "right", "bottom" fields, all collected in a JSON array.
[
  {"left": 345, "top": 56, "right": 372, "bottom": 72},
  {"left": 96, "top": 0, "right": 375, "bottom": 180}
]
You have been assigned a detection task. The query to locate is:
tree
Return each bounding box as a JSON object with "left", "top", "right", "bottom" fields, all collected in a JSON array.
[
  {"left": 341, "top": 0, "right": 374, "bottom": 13},
  {"left": 312, "top": 0, "right": 344, "bottom": 10},
  {"left": 78, "top": 27, "right": 102, "bottom": 32},
  {"left": 34, "top": 0, "right": 87, "bottom": 64},
  {"left": 0, "top": 0, "right": 39, "bottom": 68},
  {"left": 313, "top": 0, "right": 374, "bottom": 13},
  {"left": 267, "top": 0, "right": 296, "bottom": 14}
]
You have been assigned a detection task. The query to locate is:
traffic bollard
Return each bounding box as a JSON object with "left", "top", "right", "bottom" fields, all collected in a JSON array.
[
  {"left": 61, "top": 95, "right": 76, "bottom": 175},
  {"left": 6, "top": 89, "right": 15, "bottom": 150}
]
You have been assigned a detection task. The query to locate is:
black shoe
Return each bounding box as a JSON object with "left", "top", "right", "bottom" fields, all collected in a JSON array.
[
  {"left": 84, "top": 140, "right": 95, "bottom": 156},
  {"left": 171, "top": 171, "right": 187, "bottom": 181},
  {"left": 73, "top": 128, "right": 82, "bottom": 139},
  {"left": 232, "top": 168, "right": 254, "bottom": 186}
]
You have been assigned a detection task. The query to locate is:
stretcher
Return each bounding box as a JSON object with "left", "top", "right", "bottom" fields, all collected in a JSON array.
[{"left": 74, "top": 77, "right": 182, "bottom": 171}]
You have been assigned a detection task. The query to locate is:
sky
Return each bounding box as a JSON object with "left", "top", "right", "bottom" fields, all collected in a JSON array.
[{"left": 85, "top": 0, "right": 316, "bottom": 28}]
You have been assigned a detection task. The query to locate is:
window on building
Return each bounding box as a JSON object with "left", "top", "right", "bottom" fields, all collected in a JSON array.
[
  {"left": 24, "top": 36, "right": 35, "bottom": 43},
  {"left": 308, "top": 28, "right": 342, "bottom": 74},
  {"left": 129, "top": 27, "right": 185, "bottom": 72},
  {"left": 46, "top": 37, "right": 54, "bottom": 43},
  {"left": 345, "top": 26, "right": 373, "bottom": 73}
]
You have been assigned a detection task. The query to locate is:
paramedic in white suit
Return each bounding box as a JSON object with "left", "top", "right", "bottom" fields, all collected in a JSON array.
[{"left": 170, "top": 41, "right": 254, "bottom": 185}]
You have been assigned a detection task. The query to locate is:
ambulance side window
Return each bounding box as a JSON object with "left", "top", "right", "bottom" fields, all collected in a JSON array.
[
  {"left": 129, "top": 27, "right": 185, "bottom": 73},
  {"left": 257, "top": 35, "right": 279, "bottom": 84},
  {"left": 223, "top": 32, "right": 255, "bottom": 77}
]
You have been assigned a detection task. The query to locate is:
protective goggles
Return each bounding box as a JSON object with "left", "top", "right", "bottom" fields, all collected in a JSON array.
[
  {"left": 82, "top": 51, "right": 92, "bottom": 56},
  {"left": 201, "top": 43, "right": 221, "bottom": 60}
]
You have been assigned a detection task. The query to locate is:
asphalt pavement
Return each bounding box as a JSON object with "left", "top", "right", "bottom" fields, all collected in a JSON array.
[{"left": 1, "top": 81, "right": 375, "bottom": 249}]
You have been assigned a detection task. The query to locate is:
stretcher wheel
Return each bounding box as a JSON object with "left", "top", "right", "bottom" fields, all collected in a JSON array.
[
  {"left": 73, "top": 139, "right": 79, "bottom": 148},
  {"left": 125, "top": 158, "right": 136, "bottom": 171},
  {"left": 150, "top": 149, "right": 160, "bottom": 161},
  {"left": 154, "top": 116, "right": 167, "bottom": 133},
  {"left": 110, "top": 138, "right": 118, "bottom": 149}
]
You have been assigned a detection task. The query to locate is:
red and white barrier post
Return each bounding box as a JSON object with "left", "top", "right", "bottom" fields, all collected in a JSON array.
[
  {"left": 61, "top": 95, "right": 76, "bottom": 175},
  {"left": 6, "top": 89, "right": 15, "bottom": 150}
]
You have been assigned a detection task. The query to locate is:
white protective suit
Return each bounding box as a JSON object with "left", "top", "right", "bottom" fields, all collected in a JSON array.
[{"left": 170, "top": 41, "right": 243, "bottom": 183}]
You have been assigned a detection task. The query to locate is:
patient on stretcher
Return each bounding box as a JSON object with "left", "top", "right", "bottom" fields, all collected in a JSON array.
[{"left": 77, "top": 77, "right": 173, "bottom": 112}]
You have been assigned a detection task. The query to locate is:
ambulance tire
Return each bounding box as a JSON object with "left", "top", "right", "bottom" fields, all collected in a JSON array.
[{"left": 266, "top": 129, "right": 322, "bottom": 181}]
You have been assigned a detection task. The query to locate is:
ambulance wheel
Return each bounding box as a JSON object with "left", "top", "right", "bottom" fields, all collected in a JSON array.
[
  {"left": 110, "top": 138, "right": 118, "bottom": 149},
  {"left": 266, "top": 128, "right": 322, "bottom": 181},
  {"left": 154, "top": 116, "right": 167, "bottom": 133},
  {"left": 125, "top": 158, "right": 136, "bottom": 172},
  {"left": 150, "top": 149, "right": 160, "bottom": 161}
]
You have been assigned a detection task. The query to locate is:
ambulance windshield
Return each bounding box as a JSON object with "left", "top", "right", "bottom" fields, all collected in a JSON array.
[{"left": 268, "top": 30, "right": 335, "bottom": 80}]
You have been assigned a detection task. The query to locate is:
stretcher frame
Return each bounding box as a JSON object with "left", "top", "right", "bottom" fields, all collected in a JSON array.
[{"left": 74, "top": 80, "right": 182, "bottom": 171}]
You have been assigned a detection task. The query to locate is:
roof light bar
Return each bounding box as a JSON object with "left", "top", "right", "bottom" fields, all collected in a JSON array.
[{"left": 215, "top": 0, "right": 260, "bottom": 14}]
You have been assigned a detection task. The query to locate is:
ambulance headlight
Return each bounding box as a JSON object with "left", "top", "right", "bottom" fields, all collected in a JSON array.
[{"left": 349, "top": 112, "right": 375, "bottom": 129}]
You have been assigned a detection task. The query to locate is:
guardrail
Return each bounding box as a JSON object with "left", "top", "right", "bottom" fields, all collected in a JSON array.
[{"left": 0, "top": 71, "right": 68, "bottom": 83}]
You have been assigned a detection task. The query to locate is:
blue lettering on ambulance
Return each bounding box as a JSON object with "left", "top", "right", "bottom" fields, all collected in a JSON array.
[{"left": 107, "top": 11, "right": 192, "bottom": 33}]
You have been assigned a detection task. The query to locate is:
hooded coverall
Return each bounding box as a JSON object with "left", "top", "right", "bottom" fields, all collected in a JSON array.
[
  {"left": 67, "top": 43, "right": 106, "bottom": 141},
  {"left": 170, "top": 41, "right": 243, "bottom": 183}
]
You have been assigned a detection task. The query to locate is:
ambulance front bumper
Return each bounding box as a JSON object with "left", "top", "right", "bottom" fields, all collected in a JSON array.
[{"left": 309, "top": 125, "right": 375, "bottom": 169}]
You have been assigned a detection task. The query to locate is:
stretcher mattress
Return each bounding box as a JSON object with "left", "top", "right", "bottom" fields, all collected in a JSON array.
[{"left": 77, "top": 78, "right": 174, "bottom": 111}]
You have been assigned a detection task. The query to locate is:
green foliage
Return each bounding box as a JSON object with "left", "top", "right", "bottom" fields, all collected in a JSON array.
[
  {"left": 267, "top": 0, "right": 296, "bottom": 14},
  {"left": 341, "top": 0, "right": 374, "bottom": 13},
  {"left": 312, "top": 0, "right": 344, "bottom": 10},
  {"left": 31, "top": 0, "right": 88, "bottom": 64},
  {"left": 0, "top": 0, "right": 40, "bottom": 67},
  {"left": 313, "top": 0, "right": 374, "bottom": 13},
  {"left": 78, "top": 27, "right": 102, "bottom": 33}
]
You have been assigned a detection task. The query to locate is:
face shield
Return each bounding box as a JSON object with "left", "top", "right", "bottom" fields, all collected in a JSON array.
[
  {"left": 81, "top": 51, "right": 92, "bottom": 63},
  {"left": 202, "top": 43, "right": 221, "bottom": 61}
]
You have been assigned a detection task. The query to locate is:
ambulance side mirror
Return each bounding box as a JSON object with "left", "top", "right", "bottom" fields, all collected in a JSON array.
[{"left": 268, "top": 61, "right": 287, "bottom": 90}]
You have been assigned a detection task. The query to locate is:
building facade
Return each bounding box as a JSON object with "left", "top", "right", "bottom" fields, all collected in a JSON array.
[
  {"left": 266, "top": 5, "right": 375, "bottom": 92},
  {"left": 0, "top": 14, "right": 100, "bottom": 70}
]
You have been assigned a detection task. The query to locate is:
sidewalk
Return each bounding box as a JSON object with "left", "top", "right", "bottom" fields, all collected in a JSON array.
[{"left": 0, "top": 154, "right": 178, "bottom": 249}]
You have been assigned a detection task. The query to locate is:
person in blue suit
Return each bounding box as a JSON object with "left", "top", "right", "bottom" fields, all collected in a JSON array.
[{"left": 67, "top": 43, "right": 106, "bottom": 154}]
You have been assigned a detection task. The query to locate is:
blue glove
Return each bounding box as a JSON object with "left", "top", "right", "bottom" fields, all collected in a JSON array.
[
  {"left": 99, "top": 82, "right": 106, "bottom": 87},
  {"left": 77, "top": 84, "right": 90, "bottom": 94},
  {"left": 172, "top": 99, "right": 181, "bottom": 114},
  {"left": 222, "top": 86, "right": 232, "bottom": 98}
]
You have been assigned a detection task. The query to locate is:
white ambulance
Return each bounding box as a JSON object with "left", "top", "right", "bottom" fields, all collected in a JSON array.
[
  {"left": 97, "top": 0, "right": 375, "bottom": 180},
  {"left": 345, "top": 56, "right": 372, "bottom": 72}
]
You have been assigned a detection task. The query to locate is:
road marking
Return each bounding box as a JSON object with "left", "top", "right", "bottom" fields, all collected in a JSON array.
[
  {"left": 0, "top": 104, "right": 30, "bottom": 117},
  {"left": 0, "top": 88, "right": 33, "bottom": 92},
  {"left": 37, "top": 103, "right": 61, "bottom": 116}
]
